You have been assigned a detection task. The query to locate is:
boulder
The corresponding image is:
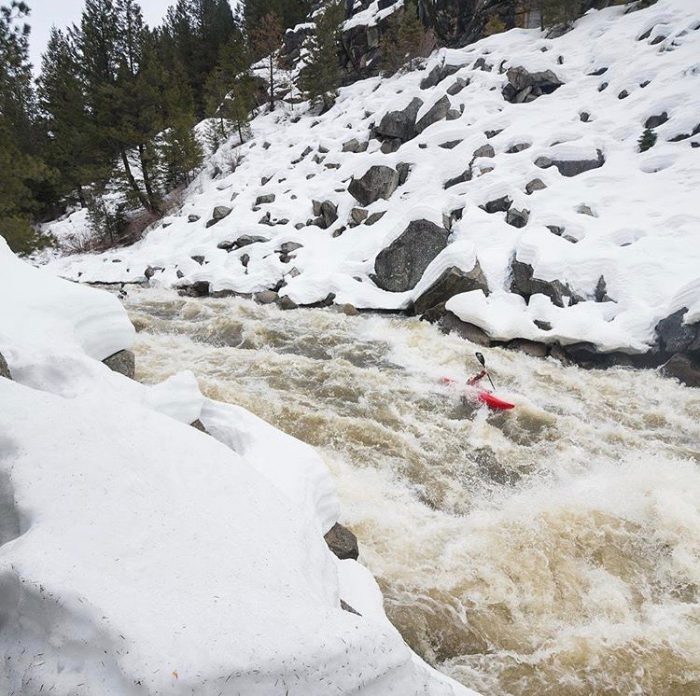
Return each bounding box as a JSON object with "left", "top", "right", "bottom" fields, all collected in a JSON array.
[
  {"left": 436, "top": 311, "right": 492, "bottom": 346},
  {"left": 255, "top": 194, "right": 276, "bottom": 205},
  {"left": 536, "top": 149, "right": 605, "bottom": 177},
  {"left": 187, "top": 214, "right": 200, "bottom": 223},
  {"left": 510, "top": 259, "right": 578, "bottom": 308},
  {"left": 350, "top": 207, "right": 369, "bottom": 225},
  {"left": 254, "top": 290, "right": 279, "bottom": 305},
  {"left": 205, "top": 205, "right": 233, "bottom": 228},
  {"left": 0, "top": 352, "right": 11, "bottom": 380},
  {"left": 103, "top": 349, "right": 135, "bottom": 379},
  {"left": 374, "top": 219, "right": 450, "bottom": 292},
  {"left": 342, "top": 138, "right": 363, "bottom": 152},
  {"left": 655, "top": 308, "right": 700, "bottom": 354},
  {"left": 365, "top": 211, "right": 386, "bottom": 226},
  {"left": 312, "top": 200, "right": 338, "bottom": 229},
  {"left": 279, "top": 241, "right": 303, "bottom": 255},
  {"left": 505, "top": 208, "right": 529, "bottom": 228},
  {"left": 645, "top": 112, "right": 668, "bottom": 129},
  {"left": 235, "top": 235, "right": 269, "bottom": 248},
  {"left": 660, "top": 353, "right": 700, "bottom": 388},
  {"left": 481, "top": 195, "right": 512, "bottom": 214},
  {"left": 473, "top": 144, "right": 495, "bottom": 159},
  {"left": 502, "top": 66, "right": 563, "bottom": 103},
  {"left": 444, "top": 168, "right": 472, "bottom": 189},
  {"left": 506, "top": 339, "right": 548, "bottom": 358},
  {"left": 447, "top": 77, "right": 468, "bottom": 95},
  {"left": 419, "top": 63, "right": 460, "bottom": 89},
  {"left": 348, "top": 165, "right": 400, "bottom": 206},
  {"left": 278, "top": 296, "right": 298, "bottom": 310},
  {"left": 375, "top": 97, "right": 423, "bottom": 143},
  {"left": 415, "top": 95, "right": 451, "bottom": 134},
  {"left": 525, "top": 178, "right": 546, "bottom": 194},
  {"left": 413, "top": 263, "right": 489, "bottom": 315},
  {"left": 324, "top": 522, "right": 359, "bottom": 560}
]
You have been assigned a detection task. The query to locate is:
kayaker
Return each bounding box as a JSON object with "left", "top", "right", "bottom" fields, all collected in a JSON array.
[{"left": 467, "top": 369, "right": 487, "bottom": 386}]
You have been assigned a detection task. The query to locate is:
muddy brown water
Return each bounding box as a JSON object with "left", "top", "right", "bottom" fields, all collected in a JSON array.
[{"left": 124, "top": 287, "right": 700, "bottom": 696}]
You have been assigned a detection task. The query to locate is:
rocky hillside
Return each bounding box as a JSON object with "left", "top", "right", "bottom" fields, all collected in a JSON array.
[{"left": 46, "top": 0, "right": 700, "bottom": 383}]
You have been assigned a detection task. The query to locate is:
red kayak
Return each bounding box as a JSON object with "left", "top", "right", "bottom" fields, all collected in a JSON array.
[{"left": 440, "top": 376, "right": 516, "bottom": 411}]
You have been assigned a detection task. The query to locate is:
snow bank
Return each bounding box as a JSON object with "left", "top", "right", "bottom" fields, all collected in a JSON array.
[{"left": 0, "top": 244, "right": 474, "bottom": 695}]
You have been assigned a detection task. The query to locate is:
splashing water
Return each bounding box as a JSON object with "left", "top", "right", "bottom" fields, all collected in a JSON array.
[{"left": 124, "top": 287, "right": 700, "bottom": 696}]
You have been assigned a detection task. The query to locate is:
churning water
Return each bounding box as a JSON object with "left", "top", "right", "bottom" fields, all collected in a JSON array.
[{"left": 124, "top": 287, "right": 700, "bottom": 696}]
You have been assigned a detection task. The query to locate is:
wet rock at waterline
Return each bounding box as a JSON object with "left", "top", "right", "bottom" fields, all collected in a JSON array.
[
  {"left": 660, "top": 353, "right": 700, "bottom": 387},
  {"left": 103, "top": 349, "right": 135, "bottom": 379},
  {"left": 413, "top": 264, "right": 489, "bottom": 316},
  {"left": 373, "top": 220, "right": 451, "bottom": 292},
  {"left": 324, "top": 522, "right": 359, "bottom": 560}
]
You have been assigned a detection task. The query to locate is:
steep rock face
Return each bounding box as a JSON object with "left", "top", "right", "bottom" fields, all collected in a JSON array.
[
  {"left": 413, "top": 263, "right": 489, "bottom": 315},
  {"left": 374, "top": 219, "right": 451, "bottom": 292}
]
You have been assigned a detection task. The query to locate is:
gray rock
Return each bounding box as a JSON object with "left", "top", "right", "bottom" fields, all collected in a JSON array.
[
  {"left": 340, "top": 599, "right": 361, "bottom": 616},
  {"left": 481, "top": 195, "right": 512, "bottom": 214},
  {"left": 413, "top": 263, "right": 489, "bottom": 315},
  {"left": 525, "top": 178, "right": 546, "bottom": 194},
  {"left": 348, "top": 165, "right": 400, "bottom": 206},
  {"left": 506, "top": 142, "right": 531, "bottom": 153},
  {"left": 660, "top": 353, "right": 700, "bottom": 388},
  {"left": 473, "top": 144, "right": 495, "bottom": 159},
  {"left": 380, "top": 138, "right": 402, "bottom": 154},
  {"left": 342, "top": 138, "right": 364, "bottom": 152},
  {"left": 213, "top": 205, "right": 232, "bottom": 220},
  {"left": 419, "top": 63, "right": 460, "bottom": 89},
  {"left": 191, "top": 255, "right": 205, "bottom": 265},
  {"left": 236, "top": 235, "right": 269, "bottom": 247},
  {"left": 375, "top": 97, "right": 423, "bottom": 142},
  {"left": 255, "top": 194, "right": 276, "bottom": 205},
  {"left": 374, "top": 219, "right": 450, "bottom": 292},
  {"left": 505, "top": 207, "right": 529, "bottom": 228},
  {"left": 655, "top": 308, "right": 700, "bottom": 354},
  {"left": 444, "top": 168, "right": 472, "bottom": 189},
  {"left": 510, "top": 259, "right": 578, "bottom": 308},
  {"left": 339, "top": 303, "right": 359, "bottom": 316},
  {"left": 436, "top": 311, "right": 492, "bottom": 346},
  {"left": 447, "top": 77, "right": 468, "bottom": 95},
  {"left": 439, "top": 139, "right": 463, "bottom": 149},
  {"left": 365, "top": 211, "right": 386, "bottom": 226},
  {"left": 187, "top": 214, "right": 200, "bottom": 223},
  {"left": 279, "top": 241, "right": 303, "bottom": 255},
  {"left": 645, "top": 112, "right": 668, "bottom": 129},
  {"left": 503, "top": 66, "right": 563, "bottom": 103},
  {"left": 536, "top": 149, "right": 605, "bottom": 177},
  {"left": 324, "top": 522, "right": 359, "bottom": 560},
  {"left": 319, "top": 200, "right": 338, "bottom": 229},
  {"left": 103, "top": 349, "right": 135, "bottom": 379},
  {"left": 396, "top": 162, "right": 411, "bottom": 186},
  {"left": 445, "top": 108, "right": 462, "bottom": 120},
  {"left": 0, "top": 352, "right": 11, "bottom": 380},
  {"left": 350, "top": 207, "right": 369, "bottom": 225},
  {"left": 506, "top": 339, "right": 548, "bottom": 358},
  {"left": 416, "top": 95, "right": 451, "bottom": 134},
  {"left": 254, "top": 290, "right": 279, "bottom": 305},
  {"left": 240, "top": 253, "right": 250, "bottom": 267},
  {"left": 278, "top": 296, "right": 298, "bottom": 310}
]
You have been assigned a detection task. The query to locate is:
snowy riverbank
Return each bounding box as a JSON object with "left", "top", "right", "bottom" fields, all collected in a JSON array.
[{"left": 0, "top": 238, "right": 476, "bottom": 695}]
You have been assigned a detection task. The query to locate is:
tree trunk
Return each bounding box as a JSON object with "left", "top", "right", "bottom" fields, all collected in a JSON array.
[
  {"left": 77, "top": 184, "right": 87, "bottom": 208},
  {"left": 120, "top": 147, "right": 151, "bottom": 212},
  {"left": 268, "top": 56, "right": 275, "bottom": 111},
  {"left": 138, "top": 143, "right": 160, "bottom": 214}
]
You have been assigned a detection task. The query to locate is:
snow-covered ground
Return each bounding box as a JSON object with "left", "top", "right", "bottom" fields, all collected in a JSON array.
[
  {"left": 0, "top": 238, "right": 475, "bottom": 695},
  {"left": 44, "top": 0, "right": 700, "bottom": 354}
]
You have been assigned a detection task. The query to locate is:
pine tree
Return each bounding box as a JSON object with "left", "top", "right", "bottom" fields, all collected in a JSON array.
[
  {"left": 298, "top": 1, "right": 344, "bottom": 112},
  {"left": 536, "top": 0, "right": 581, "bottom": 29},
  {"left": 638, "top": 127, "right": 657, "bottom": 152},
  {"left": 0, "top": 1, "right": 48, "bottom": 253},
  {"left": 243, "top": 0, "right": 310, "bottom": 38},
  {"left": 381, "top": 1, "right": 433, "bottom": 76},
  {"left": 250, "top": 11, "right": 282, "bottom": 111}
]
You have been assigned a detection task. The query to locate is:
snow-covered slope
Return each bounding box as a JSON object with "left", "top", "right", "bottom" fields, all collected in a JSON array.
[
  {"left": 0, "top": 238, "right": 474, "bottom": 696},
  {"left": 46, "top": 0, "right": 700, "bottom": 354}
]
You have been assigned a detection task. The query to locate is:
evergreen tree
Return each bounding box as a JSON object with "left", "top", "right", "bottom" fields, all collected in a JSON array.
[
  {"left": 298, "top": 1, "right": 343, "bottom": 112},
  {"left": 535, "top": 0, "right": 582, "bottom": 29},
  {"left": 205, "top": 30, "right": 256, "bottom": 142},
  {"left": 638, "top": 127, "right": 657, "bottom": 152},
  {"left": 242, "top": 0, "right": 310, "bottom": 38},
  {"left": 381, "top": 1, "right": 432, "bottom": 75},
  {"left": 250, "top": 11, "right": 282, "bottom": 111},
  {"left": 0, "top": 1, "right": 48, "bottom": 253}
]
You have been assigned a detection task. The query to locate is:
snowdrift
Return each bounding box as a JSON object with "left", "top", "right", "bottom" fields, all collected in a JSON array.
[{"left": 0, "top": 237, "right": 474, "bottom": 695}]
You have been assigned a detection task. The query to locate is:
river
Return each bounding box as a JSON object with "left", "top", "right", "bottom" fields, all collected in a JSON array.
[{"left": 124, "top": 287, "right": 700, "bottom": 696}]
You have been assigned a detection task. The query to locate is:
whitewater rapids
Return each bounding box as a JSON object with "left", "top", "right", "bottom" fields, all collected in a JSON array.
[{"left": 124, "top": 287, "right": 700, "bottom": 696}]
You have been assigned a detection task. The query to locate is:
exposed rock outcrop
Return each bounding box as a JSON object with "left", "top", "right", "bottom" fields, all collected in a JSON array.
[
  {"left": 0, "top": 352, "right": 11, "bottom": 380},
  {"left": 535, "top": 150, "right": 605, "bottom": 177},
  {"left": 510, "top": 259, "right": 579, "bottom": 307},
  {"left": 375, "top": 97, "right": 423, "bottom": 143},
  {"left": 502, "top": 66, "right": 563, "bottom": 103}
]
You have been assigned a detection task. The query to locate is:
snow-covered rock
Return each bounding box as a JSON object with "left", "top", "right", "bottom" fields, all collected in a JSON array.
[
  {"left": 0, "top": 241, "right": 475, "bottom": 695},
  {"left": 44, "top": 0, "right": 700, "bottom": 355}
]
